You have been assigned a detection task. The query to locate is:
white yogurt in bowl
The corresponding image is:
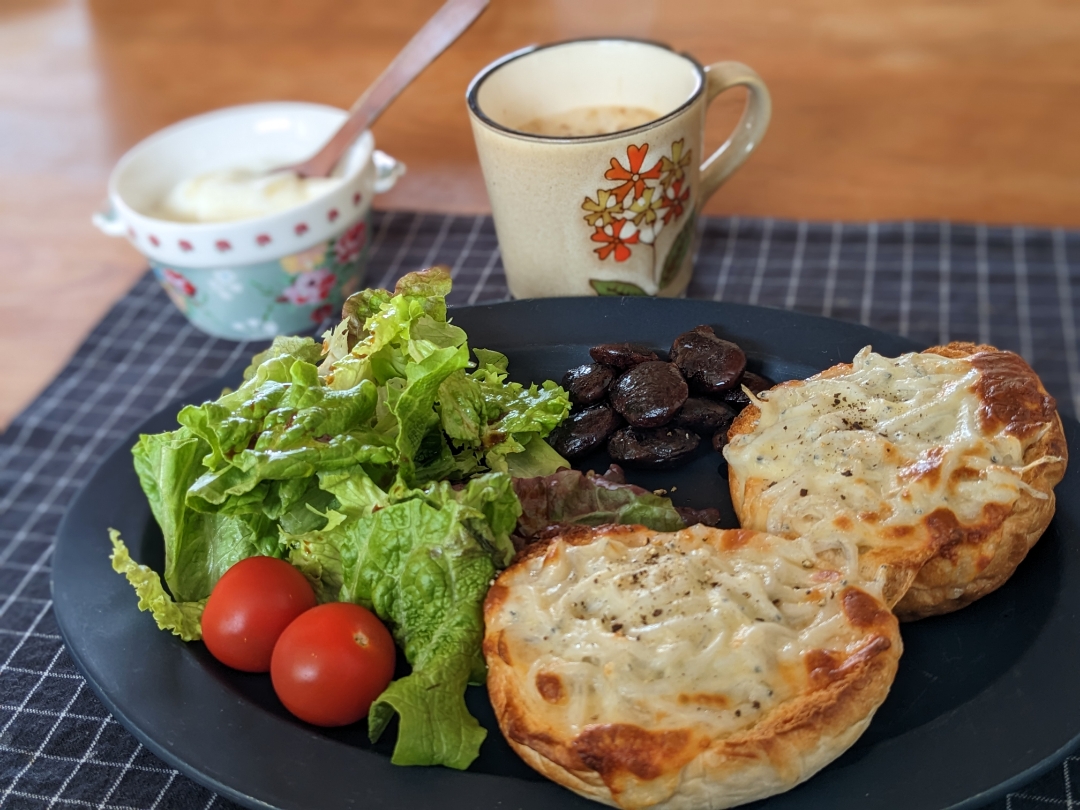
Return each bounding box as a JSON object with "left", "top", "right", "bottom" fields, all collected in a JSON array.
[{"left": 154, "top": 167, "right": 345, "bottom": 224}]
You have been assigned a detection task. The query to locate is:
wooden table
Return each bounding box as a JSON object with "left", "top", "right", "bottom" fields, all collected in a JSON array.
[{"left": 2, "top": 0, "right": 1078, "bottom": 429}]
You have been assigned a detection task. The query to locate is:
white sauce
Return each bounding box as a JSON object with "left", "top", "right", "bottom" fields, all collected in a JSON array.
[{"left": 153, "top": 167, "right": 343, "bottom": 223}]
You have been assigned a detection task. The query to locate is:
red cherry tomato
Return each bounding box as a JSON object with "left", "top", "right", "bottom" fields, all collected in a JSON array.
[
  {"left": 270, "top": 602, "right": 396, "bottom": 727},
  {"left": 201, "top": 556, "right": 316, "bottom": 673}
]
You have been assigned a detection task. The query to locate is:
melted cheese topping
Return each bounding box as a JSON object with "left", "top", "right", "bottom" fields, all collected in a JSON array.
[
  {"left": 498, "top": 526, "right": 878, "bottom": 738},
  {"left": 724, "top": 347, "right": 1050, "bottom": 544}
]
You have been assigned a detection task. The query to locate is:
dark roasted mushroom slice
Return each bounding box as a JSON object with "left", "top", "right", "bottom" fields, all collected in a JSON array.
[
  {"left": 607, "top": 425, "right": 701, "bottom": 468},
  {"left": 670, "top": 325, "right": 747, "bottom": 394},
  {"left": 561, "top": 363, "right": 616, "bottom": 407},
  {"left": 546, "top": 405, "right": 623, "bottom": 459},
  {"left": 671, "top": 397, "right": 738, "bottom": 435},
  {"left": 609, "top": 361, "right": 689, "bottom": 428},
  {"left": 589, "top": 342, "right": 660, "bottom": 370}
]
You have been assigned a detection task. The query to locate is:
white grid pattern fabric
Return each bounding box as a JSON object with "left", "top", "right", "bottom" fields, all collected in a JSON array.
[{"left": 1, "top": 211, "right": 1077, "bottom": 809}]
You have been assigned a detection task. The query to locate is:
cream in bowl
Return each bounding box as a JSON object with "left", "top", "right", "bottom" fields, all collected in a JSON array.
[
  {"left": 153, "top": 166, "right": 346, "bottom": 224},
  {"left": 93, "top": 102, "right": 404, "bottom": 340}
]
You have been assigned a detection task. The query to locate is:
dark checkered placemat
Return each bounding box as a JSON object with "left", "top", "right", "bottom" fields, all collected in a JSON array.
[{"left": 2, "top": 211, "right": 1078, "bottom": 809}]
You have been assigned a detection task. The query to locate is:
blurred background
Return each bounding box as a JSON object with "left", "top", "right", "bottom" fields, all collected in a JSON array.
[{"left": 2, "top": 0, "right": 1079, "bottom": 427}]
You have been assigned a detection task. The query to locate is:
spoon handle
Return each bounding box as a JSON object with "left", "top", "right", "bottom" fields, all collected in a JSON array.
[{"left": 291, "top": 0, "right": 489, "bottom": 178}]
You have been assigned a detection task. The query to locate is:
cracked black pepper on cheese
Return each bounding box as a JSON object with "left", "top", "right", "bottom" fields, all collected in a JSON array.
[{"left": 725, "top": 342, "right": 1067, "bottom": 620}]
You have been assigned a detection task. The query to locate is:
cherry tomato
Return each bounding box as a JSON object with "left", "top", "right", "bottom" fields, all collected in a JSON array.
[
  {"left": 201, "top": 556, "right": 316, "bottom": 673},
  {"left": 270, "top": 602, "right": 396, "bottom": 727}
]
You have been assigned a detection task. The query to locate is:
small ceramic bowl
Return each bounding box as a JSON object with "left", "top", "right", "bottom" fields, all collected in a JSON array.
[{"left": 94, "top": 102, "right": 405, "bottom": 340}]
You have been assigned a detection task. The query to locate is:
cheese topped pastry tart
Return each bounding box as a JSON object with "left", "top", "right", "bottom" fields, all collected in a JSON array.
[
  {"left": 483, "top": 524, "right": 900, "bottom": 810},
  {"left": 725, "top": 342, "right": 1067, "bottom": 620}
]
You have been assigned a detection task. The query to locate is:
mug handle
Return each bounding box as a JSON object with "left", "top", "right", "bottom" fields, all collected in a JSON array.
[{"left": 698, "top": 62, "right": 772, "bottom": 204}]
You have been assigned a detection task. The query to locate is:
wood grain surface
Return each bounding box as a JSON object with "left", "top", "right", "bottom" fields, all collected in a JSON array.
[{"left": 2, "top": 0, "right": 1079, "bottom": 428}]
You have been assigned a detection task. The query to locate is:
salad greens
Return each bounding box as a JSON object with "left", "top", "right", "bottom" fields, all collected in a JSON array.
[
  {"left": 111, "top": 266, "right": 694, "bottom": 770},
  {"left": 512, "top": 466, "right": 689, "bottom": 539},
  {"left": 109, "top": 529, "right": 205, "bottom": 642}
]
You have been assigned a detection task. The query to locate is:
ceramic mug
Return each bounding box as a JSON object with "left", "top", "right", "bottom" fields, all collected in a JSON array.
[
  {"left": 93, "top": 102, "right": 405, "bottom": 340},
  {"left": 467, "top": 38, "right": 770, "bottom": 298}
]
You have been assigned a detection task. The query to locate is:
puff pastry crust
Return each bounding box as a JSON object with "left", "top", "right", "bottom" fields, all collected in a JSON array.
[
  {"left": 725, "top": 342, "right": 1067, "bottom": 620},
  {"left": 483, "top": 524, "right": 901, "bottom": 810}
]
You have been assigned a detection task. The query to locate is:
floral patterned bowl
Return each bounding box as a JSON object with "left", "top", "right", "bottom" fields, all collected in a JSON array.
[{"left": 93, "top": 102, "right": 404, "bottom": 340}]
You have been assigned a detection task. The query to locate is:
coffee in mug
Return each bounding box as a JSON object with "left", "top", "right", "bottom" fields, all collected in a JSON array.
[{"left": 518, "top": 105, "right": 662, "bottom": 138}]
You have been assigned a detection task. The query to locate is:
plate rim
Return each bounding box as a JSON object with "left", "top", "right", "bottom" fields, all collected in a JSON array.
[{"left": 51, "top": 296, "right": 1080, "bottom": 810}]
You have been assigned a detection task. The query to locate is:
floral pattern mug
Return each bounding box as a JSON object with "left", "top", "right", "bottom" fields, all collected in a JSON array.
[{"left": 468, "top": 39, "right": 771, "bottom": 298}]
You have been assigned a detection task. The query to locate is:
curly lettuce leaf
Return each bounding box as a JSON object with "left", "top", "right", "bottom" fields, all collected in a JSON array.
[
  {"left": 434, "top": 350, "right": 571, "bottom": 479},
  {"left": 132, "top": 428, "right": 277, "bottom": 601},
  {"left": 325, "top": 267, "right": 460, "bottom": 391},
  {"left": 355, "top": 499, "right": 493, "bottom": 768},
  {"left": 185, "top": 430, "right": 392, "bottom": 511},
  {"left": 467, "top": 352, "right": 571, "bottom": 473},
  {"left": 274, "top": 479, "right": 336, "bottom": 535},
  {"left": 504, "top": 434, "right": 570, "bottom": 479},
  {"left": 394, "top": 264, "right": 454, "bottom": 300},
  {"left": 109, "top": 530, "right": 205, "bottom": 641},
  {"left": 436, "top": 370, "right": 485, "bottom": 444},
  {"left": 368, "top": 642, "right": 481, "bottom": 769},
  {"left": 242, "top": 336, "right": 324, "bottom": 383},
  {"left": 390, "top": 345, "right": 472, "bottom": 487},
  {"left": 180, "top": 365, "right": 386, "bottom": 512},
  {"left": 284, "top": 509, "right": 349, "bottom": 604}
]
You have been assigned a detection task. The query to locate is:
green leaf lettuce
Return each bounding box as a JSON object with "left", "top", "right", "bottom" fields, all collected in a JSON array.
[{"left": 109, "top": 530, "right": 205, "bottom": 641}]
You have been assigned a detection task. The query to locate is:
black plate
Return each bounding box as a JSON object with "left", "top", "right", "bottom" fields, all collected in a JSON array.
[{"left": 53, "top": 298, "right": 1080, "bottom": 810}]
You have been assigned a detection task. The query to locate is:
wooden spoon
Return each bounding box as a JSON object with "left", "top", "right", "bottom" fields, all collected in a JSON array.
[{"left": 287, "top": 0, "right": 489, "bottom": 178}]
